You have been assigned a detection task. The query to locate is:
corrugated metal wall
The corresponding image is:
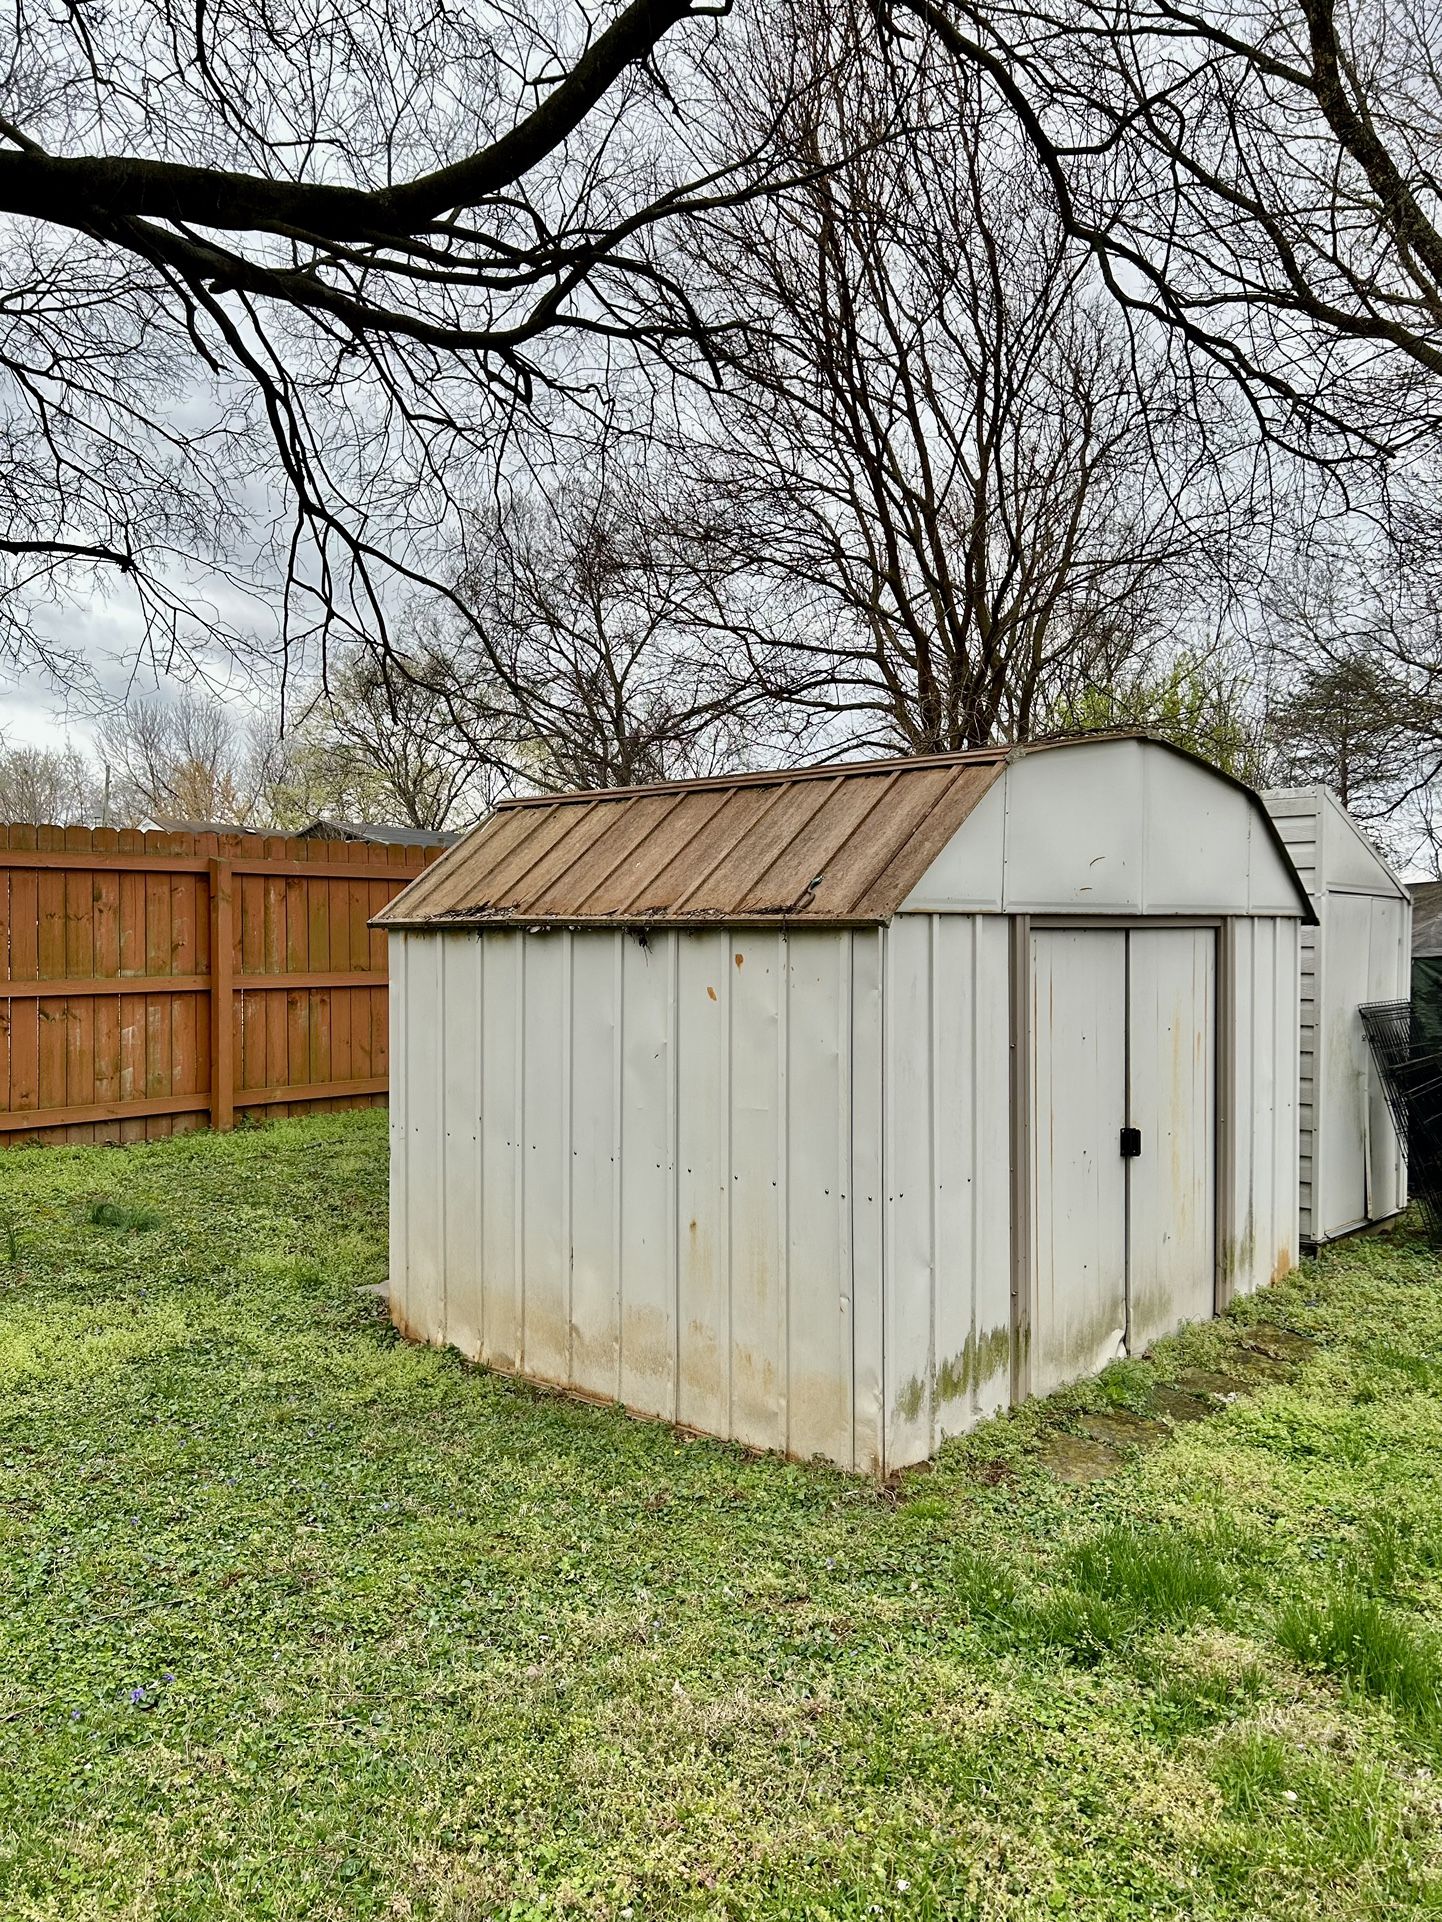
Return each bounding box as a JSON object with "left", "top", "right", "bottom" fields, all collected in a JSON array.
[
  {"left": 390, "top": 926, "right": 887, "bottom": 1471},
  {"left": 879, "top": 915, "right": 1013, "bottom": 1469},
  {"left": 1265, "top": 790, "right": 1410, "bottom": 1242},
  {"left": 1222, "top": 917, "right": 1301, "bottom": 1295},
  {"left": 391, "top": 908, "right": 1302, "bottom": 1474},
  {"left": 390, "top": 916, "right": 1014, "bottom": 1475},
  {"left": 1267, "top": 804, "right": 1321, "bottom": 1234}
]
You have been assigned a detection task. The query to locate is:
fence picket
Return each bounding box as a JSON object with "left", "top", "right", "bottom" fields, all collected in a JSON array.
[{"left": 0, "top": 826, "right": 436, "bottom": 1141}]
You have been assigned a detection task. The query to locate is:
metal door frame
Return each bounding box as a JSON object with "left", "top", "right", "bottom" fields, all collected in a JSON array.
[{"left": 1010, "top": 915, "right": 1224, "bottom": 1400}]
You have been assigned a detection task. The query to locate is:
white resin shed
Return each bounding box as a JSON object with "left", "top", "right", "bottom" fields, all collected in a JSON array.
[
  {"left": 378, "top": 736, "right": 1313, "bottom": 1474},
  {"left": 1264, "top": 787, "right": 1411, "bottom": 1244}
]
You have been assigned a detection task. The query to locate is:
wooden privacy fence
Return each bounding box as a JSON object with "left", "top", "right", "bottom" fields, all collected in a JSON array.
[{"left": 0, "top": 826, "right": 441, "bottom": 1145}]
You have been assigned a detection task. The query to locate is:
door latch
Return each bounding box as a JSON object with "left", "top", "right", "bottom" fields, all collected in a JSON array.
[{"left": 1120, "top": 1126, "right": 1142, "bottom": 1158}]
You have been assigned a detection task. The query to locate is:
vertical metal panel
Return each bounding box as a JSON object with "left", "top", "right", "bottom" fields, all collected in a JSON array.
[
  {"left": 441, "top": 937, "right": 482, "bottom": 1360},
  {"left": 521, "top": 933, "right": 569, "bottom": 1383},
  {"left": 618, "top": 932, "right": 675, "bottom": 1418},
  {"left": 400, "top": 933, "right": 445, "bottom": 1345},
  {"left": 1222, "top": 917, "right": 1300, "bottom": 1295},
  {"left": 479, "top": 931, "right": 521, "bottom": 1371},
  {"left": 973, "top": 916, "right": 1014, "bottom": 1419},
  {"left": 568, "top": 929, "right": 621, "bottom": 1395},
  {"left": 1308, "top": 888, "right": 1409, "bottom": 1239},
  {"left": 1319, "top": 894, "right": 1372, "bottom": 1235},
  {"left": 1222, "top": 917, "right": 1256, "bottom": 1296},
  {"left": 1126, "top": 928, "right": 1217, "bottom": 1352},
  {"left": 850, "top": 930, "right": 886, "bottom": 1475},
  {"left": 785, "top": 931, "right": 853, "bottom": 1466},
  {"left": 878, "top": 914, "right": 1014, "bottom": 1469},
  {"left": 931, "top": 918, "right": 978, "bottom": 1440},
  {"left": 1274, "top": 919, "right": 1301, "bottom": 1273},
  {"left": 1008, "top": 914, "right": 1033, "bottom": 1405},
  {"left": 728, "top": 932, "right": 784, "bottom": 1449},
  {"left": 1367, "top": 896, "right": 1408, "bottom": 1217},
  {"left": 1299, "top": 916, "right": 1319, "bottom": 1241},
  {"left": 1028, "top": 928, "right": 1128, "bottom": 1397},
  {"left": 675, "top": 931, "right": 732, "bottom": 1439},
  {"left": 1249, "top": 919, "right": 1281, "bottom": 1288},
  {"left": 388, "top": 933, "right": 408, "bottom": 1332},
  {"left": 1265, "top": 787, "right": 1409, "bottom": 1243},
  {"left": 882, "top": 915, "right": 936, "bottom": 1464}
]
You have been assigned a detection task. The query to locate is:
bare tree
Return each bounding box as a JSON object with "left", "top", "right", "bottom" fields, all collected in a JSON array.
[
  {"left": 676, "top": 9, "right": 1230, "bottom": 757},
  {"left": 685, "top": 4, "right": 1218, "bottom": 753},
  {"left": 0, "top": 740, "right": 101, "bottom": 824},
  {"left": 0, "top": 1, "right": 775, "bottom": 686},
  {"left": 1258, "top": 536, "right": 1442, "bottom": 866},
  {"left": 430, "top": 450, "right": 787, "bottom": 789},
  {"left": 272, "top": 650, "right": 498, "bottom": 830},
  {"left": 95, "top": 691, "right": 278, "bottom": 826},
  {"left": 856, "top": 0, "right": 1442, "bottom": 825},
  {"left": 888, "top": 0, "right": 1442, "bottom": 461}
]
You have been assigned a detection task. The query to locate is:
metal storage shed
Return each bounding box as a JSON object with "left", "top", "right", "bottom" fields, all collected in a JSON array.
[
  {"left": 377, "top": 735, "right": 1312, "bottom": 1474},
  {"left": 1263, "top": 788, "right": 1411, "bottom": 1245}
]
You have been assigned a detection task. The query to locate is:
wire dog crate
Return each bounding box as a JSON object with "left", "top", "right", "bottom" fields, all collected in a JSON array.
[{"left": 1360, "top": 1000, "right": 1442, "bottom": 1242}]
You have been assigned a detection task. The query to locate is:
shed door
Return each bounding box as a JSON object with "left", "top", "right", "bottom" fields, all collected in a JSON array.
[
  {"left": 1126, "top": 928, "right": 1217, "bottom": 1354},
  {"left": 1030, "top": 930, "right": 1129, "bottom": 1396},
  {"left": 1030, "top": 926, "right": 1216, "bottom": 1396}
]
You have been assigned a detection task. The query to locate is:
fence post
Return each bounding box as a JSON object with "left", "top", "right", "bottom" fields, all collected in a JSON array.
[{"left": 208, "top": 858, "right": 234, "bottom": 1131}]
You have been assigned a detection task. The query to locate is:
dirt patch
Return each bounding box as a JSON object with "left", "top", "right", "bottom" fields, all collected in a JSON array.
[
  {"left": 1227, "top": 1346, "right": 1293, "bottom": 1381},
  {"left": 1149, "top": 1386, "right": 1216, "bottom": 1424},
  {"left": 1175, "top": 1368, "right": 1251, "bottom": 1398},
  {"left": 1077, "top": 1410, "right": 1169, "bottom": 1449},
  {"left": 1038, "top": 1434, "right": 1124, "bottom": 1484},
  {"left": 1237, "top": 1321, "right": 1318, "bottom": 1362}
]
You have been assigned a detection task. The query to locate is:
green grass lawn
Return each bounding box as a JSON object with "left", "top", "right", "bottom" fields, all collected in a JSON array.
[{"left": 1, "top": 1113, "right": 1440, "bottom": 1921}]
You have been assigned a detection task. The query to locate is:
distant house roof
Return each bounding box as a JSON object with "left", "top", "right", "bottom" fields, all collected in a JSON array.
[
  {"left": 156, "top": 819, "right": 269, "bottom": 838},
  {"left": 373, "top": 734, "right": 1310, "bottom": 932},
  {"left": 1413, "top": 881, "right": 1442, "bottom": 957},
  {"left": 297, "top": 818, "right": 460, "bottom": 848}
]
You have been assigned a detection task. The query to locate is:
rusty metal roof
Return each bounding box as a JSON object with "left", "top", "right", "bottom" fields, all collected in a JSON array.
[{"left": 372, "top": 748, "right": 1009, "bottom": 929}]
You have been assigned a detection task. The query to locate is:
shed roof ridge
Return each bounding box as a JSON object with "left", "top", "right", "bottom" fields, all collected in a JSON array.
[
  {"left": 493, "top": 745, "right": 1011, "bottom": 809},
  {"left": 372, "top": 733, "right": 1314, "bottom": 932}
]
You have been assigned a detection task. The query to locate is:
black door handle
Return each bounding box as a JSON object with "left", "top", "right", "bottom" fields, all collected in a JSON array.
[{"left": 1120, "top": 1127, "right": 1142, "bottom": 1158}]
